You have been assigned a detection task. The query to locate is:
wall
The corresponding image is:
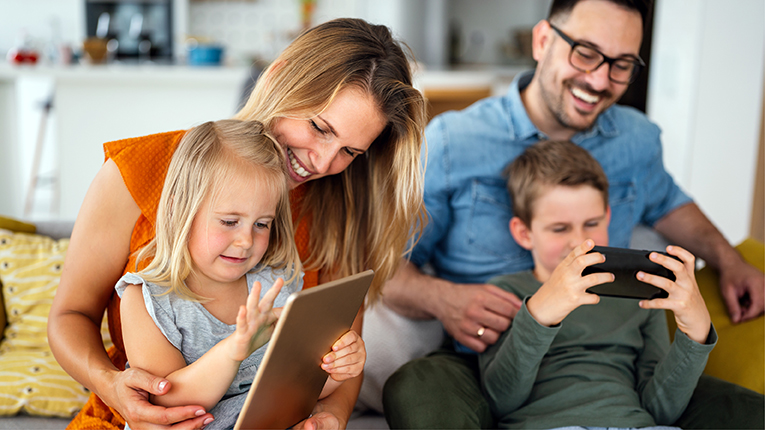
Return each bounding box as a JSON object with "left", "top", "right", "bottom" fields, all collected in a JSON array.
[
  {"left": 648, "top": 0, "right": 765, "bottom": 245},
  {"left": 0, "top": 0, "right": 83, "bottom": 61}
]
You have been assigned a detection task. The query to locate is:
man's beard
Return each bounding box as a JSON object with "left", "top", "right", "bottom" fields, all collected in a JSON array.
[{"left": 539, "top": 74, "right": 614, "bottom": 132}]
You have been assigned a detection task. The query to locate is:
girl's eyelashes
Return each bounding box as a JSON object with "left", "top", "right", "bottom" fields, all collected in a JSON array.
[
  {"left": 220, "top": 219, "right": 238, "bottom": 227},
  {"left": 254, "top": 221, "right": 271, "bottom": 229}
]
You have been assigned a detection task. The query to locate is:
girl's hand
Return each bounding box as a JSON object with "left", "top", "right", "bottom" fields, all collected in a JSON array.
[
  {"left": 228, "top": 278, "right": 284, "bottom": 362},
  {"left": 638, "top": 245, "right": 711, "bottom": 344},
  {"left": 527, "top": 240, "right": 612, "bottom": 327},
  {"left": 321, "top": 329, "right": 365, "bottom": 381}
]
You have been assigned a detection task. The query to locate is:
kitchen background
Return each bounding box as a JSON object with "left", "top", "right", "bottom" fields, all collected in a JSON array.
[{"left": 0, "top": 0, "right": 762, "bottom": 247}]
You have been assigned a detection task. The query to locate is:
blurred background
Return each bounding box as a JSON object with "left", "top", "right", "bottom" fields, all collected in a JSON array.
[{"left": 0, "top": 0, "right": 762, "bottom": 247}]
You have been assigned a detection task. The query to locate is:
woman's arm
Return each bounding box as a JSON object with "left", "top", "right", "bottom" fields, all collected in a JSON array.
[{"left": 48, "top": 159, "right": 211, "bottom": 429}]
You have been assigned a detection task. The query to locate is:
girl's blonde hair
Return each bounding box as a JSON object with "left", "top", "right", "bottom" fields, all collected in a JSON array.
[
  {"left": 137, "top": 120, "right": 301, "bottom": 302},
  {"left": 234, "top": 18, "right": 427, "bottom": 304}
]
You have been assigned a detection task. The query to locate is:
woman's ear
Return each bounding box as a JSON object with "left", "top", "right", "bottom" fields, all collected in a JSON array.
[
  {"left": 531, "top": 19, "right": 552, "bottom": 62},
  {"left": 509, "top": 217, "right": 534, "bottom": 251}
]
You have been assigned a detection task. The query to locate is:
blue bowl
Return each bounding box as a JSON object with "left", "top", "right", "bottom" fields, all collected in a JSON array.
[{"left": 188, "top": 45, "right": 224, "bottom": 66}]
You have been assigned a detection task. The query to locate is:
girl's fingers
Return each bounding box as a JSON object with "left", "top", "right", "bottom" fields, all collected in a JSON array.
[
  {"left": 330, "top": 330, "right": 359, "bottom": 352},
  {"left": 259, "top": 278, "right": 284, "bottom": 313},
  {"left": 236, "top": 305, "right": 247, "bottom": 332}
]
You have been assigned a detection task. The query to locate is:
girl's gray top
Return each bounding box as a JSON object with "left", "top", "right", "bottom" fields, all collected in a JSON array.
[{"left": 115, "top": 265, "right": 303, "bottom": 430}]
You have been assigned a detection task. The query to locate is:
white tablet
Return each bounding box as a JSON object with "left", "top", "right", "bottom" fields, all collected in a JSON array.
[{"left": 233, "top": 270, "right": 374, "bottom": 430}]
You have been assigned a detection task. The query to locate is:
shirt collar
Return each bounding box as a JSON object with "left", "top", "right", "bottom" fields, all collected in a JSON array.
[{"left": 504, "top": 70, "right": 620, "bottom": 143}]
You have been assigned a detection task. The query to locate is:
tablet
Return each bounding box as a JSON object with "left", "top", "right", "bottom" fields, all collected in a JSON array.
[
  {"left": 583, "top": 246, "right": 678, "bottom": 300},
  {"left": 233, "top": 270, "right": 374, "bottom": 430}
]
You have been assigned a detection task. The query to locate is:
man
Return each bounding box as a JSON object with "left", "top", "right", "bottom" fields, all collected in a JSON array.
[{"left": 381, "top": 0, "right": 765, "bottom": 428}]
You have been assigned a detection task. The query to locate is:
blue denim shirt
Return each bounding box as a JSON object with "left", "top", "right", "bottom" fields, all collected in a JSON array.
[{"left": 411, "top": 70, "right": 691, "bottom": 286}]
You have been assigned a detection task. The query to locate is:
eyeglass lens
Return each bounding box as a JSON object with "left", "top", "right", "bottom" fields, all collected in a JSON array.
[{"left": 570, "top": 45, "right": 636, "bottom": 84}]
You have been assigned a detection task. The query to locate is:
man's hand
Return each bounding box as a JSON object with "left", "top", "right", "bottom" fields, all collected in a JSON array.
[
  {"left": 435, "top": 281, "right": 522, "bottom": 352},
  {"left": 718, "top": 256, "right": 764, "bottom": 323},
  {"left": 106, "top": 367, "right": 213, "bottom": 430}
]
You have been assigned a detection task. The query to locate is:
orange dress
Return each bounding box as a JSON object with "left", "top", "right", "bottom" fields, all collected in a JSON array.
[{"left": 67, "top": 131, "right": 318, "bottom": 429}]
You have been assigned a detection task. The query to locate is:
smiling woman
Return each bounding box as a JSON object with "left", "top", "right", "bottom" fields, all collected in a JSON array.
[{"left": 49, "top": 17, "right": 427, "bottom": 430}]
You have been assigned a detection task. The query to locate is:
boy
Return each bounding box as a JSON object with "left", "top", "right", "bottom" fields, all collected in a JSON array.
[{"left": 479, "top": 140, "right": 716, "bottom": 429}]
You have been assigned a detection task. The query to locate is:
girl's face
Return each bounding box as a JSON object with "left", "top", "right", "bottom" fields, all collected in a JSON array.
[
  {"left": 271, "top": 87, "right": 387, "bottom": 189},
  {"left": 186, "top": 168, "right": 279, "bottom": 292}
]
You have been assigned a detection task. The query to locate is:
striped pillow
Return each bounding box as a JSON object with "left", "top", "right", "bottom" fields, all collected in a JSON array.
[{"left": 0, "top": 229, "right": 100, "bottom": 417}]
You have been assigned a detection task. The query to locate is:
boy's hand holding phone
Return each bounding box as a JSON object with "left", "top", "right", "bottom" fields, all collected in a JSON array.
[
  {"left": 228, "top": 278, "right": 284, "bottom": 362},
  {"left": 527, "top": 240, "right": 614, "bottom": 327},
  {"left": 637, "top": 246, "right": 712, "bottom": 344}
]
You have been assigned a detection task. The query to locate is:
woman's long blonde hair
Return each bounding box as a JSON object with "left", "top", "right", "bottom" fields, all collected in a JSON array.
[
  {"left": 234, "top": 18, "right": 427, "bottom": 304},
  {"left": 136, "top": 120, "right": 301, "bottom": 302}
]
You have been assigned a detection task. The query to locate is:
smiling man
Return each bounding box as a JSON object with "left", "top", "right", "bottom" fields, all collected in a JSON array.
[{"left": 381, "top": 0, "right": 765, "bottom": 428}]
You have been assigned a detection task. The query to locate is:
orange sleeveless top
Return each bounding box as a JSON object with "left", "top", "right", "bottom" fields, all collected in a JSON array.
[{"left": 67, "top": 131, "right": 318, "bottom": 430}]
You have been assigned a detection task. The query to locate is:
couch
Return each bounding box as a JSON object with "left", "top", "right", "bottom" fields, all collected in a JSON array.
[{"left": 0, "top": 218, "right": 762, "bottom": 429}]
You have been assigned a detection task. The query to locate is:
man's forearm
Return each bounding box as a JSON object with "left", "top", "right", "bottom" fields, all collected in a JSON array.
[
  {"left": 381, "top": 258, "right": 449, "bottom": 320},
  {"left": 653, "top": 203, "right": 742, "bottom": 270}
]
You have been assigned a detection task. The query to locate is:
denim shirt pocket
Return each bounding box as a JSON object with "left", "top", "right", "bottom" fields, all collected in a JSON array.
[
  {"left": 608, "top": 179, "right": 637, "bottom": 248},
  {"left": 467, "top": 178, "right": 527, "bottom": 261}
]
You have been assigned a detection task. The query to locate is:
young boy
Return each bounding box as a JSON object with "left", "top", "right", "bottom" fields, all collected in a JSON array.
[{"left": 479, "top": 140, "right": 716, "bottom": 429}]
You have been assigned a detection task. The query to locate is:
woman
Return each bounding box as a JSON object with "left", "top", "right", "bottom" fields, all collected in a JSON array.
[{"left": 48, "top": 18, "right": 427, "bottom": 430}]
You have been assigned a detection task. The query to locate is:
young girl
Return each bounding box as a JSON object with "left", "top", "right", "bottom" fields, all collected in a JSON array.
[{"left": 117, "top": 120, "right": 366, "bottom": 430}]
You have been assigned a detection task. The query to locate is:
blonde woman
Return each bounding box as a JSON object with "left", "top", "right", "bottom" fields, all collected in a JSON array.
[{"left": 49, "top": 18, "right": 426, "bottom": 430}]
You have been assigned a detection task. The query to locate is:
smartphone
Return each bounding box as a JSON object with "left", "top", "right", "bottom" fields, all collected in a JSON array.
[{"left": 582, "top": 246, "right": 680, "bottom": 300}]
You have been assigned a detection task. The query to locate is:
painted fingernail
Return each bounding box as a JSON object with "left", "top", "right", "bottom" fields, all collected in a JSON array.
[
  {"left": 204, "top": 417, "right": 214, "bottom": 425},
  {"left": 195, "top": 409, "right": 206, "bottom": 417},
  {"left": 637, "top": 272, "right": 644, "bottom": 279},
  {"left": 158, "top": 381, "right": 168, "bottom": 391}
]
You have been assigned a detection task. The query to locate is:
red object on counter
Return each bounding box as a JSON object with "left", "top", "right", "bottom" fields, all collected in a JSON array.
[{"left": 7, "top": 47, "right": 39, "bottom": 64}]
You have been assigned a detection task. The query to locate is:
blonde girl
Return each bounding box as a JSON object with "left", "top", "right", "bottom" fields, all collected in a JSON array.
[{"left": 119, "top": 120, "right": 364, "bottom": 430}]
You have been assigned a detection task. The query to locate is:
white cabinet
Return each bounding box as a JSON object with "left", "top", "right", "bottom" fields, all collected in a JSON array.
[{"left": 0, "top": 64, "right": 249, "bottom": 220}]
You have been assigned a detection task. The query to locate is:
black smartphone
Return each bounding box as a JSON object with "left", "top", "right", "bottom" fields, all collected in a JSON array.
[{"left": 582, "top": 246, "right": 680, "bottom": 300}]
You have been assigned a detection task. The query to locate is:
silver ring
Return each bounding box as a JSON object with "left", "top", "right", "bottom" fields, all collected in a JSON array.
[{"left": 476, "top": 327, "right": 486, "bottom": 337}]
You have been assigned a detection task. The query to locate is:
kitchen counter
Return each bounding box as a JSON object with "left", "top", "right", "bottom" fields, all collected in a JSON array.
[{"left": 0, "top": 63, "right": 252, "bottom": 84}]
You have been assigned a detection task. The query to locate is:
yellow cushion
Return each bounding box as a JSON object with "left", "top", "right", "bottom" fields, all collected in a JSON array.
[
  {"left": 0, "top": 216, "right": 37, "bottom": 335},
  {"left": 667, "top": 238, "right": 764, "bottom": 394},
  {"left": 0, "top": 229, "right": 88, "bottom": 417},
  {"left": 0, "top": 216, "right": 36, "bottom": 235}
]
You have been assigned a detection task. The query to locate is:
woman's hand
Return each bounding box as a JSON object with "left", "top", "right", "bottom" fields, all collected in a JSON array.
[
  {"left": 638, "top": 245, "right": 712, "bottom": 344},
  {"left": 321, "top": 329, "right": 366, "bottom": 381},
  {"left": 107, "top": 367, "right": 214, "bottom": 429},
  {"left": 228, "top": 279, "right": 283, "bottom": 362}
]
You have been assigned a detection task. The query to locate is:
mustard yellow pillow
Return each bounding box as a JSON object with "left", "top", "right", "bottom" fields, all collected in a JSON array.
[{"left": 0, "top": 229, "right": 90, "bottom": 417}]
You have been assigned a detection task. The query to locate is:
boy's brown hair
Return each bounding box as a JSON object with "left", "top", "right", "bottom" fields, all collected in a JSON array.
[{"left": 505, "top": 140, "right": 609, "bottom": 226}]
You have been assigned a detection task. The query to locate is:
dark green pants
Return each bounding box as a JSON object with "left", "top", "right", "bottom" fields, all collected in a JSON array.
[{"left": 383, "top": 346, "right": 765, "bottom": 429}]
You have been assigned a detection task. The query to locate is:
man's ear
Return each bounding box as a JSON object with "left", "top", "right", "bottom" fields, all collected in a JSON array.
[
  {"left": 605, "top": 205, "right": 612, "bottom": 225},
  {"left": 531, "top": 19, "right": 553, "bottom": 62},
  {"left": 509, "top": 217, "right": 534, "bottom": 251}
]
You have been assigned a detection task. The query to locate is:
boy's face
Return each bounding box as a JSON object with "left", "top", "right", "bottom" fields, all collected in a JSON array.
[{"left": 510, "top": 184, "right": 610, "bottom": 282}]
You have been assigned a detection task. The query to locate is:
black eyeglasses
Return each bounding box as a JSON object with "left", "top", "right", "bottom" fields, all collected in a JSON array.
[{"left": 549, "top": 23, "right": 645, "bottom": 85}]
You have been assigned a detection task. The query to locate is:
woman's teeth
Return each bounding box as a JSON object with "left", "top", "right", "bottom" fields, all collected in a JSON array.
[
  {"left": 571, "top": 87, "right": 599, "bottom": 104},
  {"left": 288, "top": 149, "right": 311, "bottom": 178}
]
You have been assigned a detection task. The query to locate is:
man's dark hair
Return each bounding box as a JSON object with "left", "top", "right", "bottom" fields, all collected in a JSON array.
[{"left": 548, "top": 0, "right": 653, "bottom": 26}]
